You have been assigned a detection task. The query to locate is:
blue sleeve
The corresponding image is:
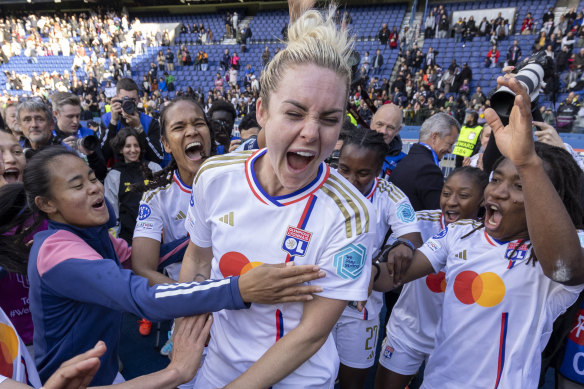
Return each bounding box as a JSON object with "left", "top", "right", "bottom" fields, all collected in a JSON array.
[{"left": 41, "top": 258, "right": 247, "bottom": 321}]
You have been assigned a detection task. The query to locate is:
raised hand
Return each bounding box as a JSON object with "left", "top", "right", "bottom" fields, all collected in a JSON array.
[{"left": 484, "top": 77, "right": 538, "bottom": 168}]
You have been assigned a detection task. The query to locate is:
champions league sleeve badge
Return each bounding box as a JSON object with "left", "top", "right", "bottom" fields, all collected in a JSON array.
[{"left": 282, "top": 226, "right": 312, "bottom": 257}]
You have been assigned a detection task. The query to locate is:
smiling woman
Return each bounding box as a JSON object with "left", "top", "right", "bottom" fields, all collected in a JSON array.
[
  {"left": 375, "top": 76, "right": 584, "bottom": 388},
  {"left": 21, "top": 146, "right": 325, "bottom": 386},
  {"left": 179, "top": 5, "right": 377, "bottom": 389}
]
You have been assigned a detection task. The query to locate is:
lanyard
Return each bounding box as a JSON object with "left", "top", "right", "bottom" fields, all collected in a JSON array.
[{"left": 419, "top": 142, "right": 440, "bottom": 167}]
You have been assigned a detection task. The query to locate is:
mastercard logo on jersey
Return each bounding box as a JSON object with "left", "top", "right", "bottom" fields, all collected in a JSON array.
[
  {"left": 453, "top": 271, "right": 505, "bottom": 307},
  {"left": 219, "top": 251, "right": 263, "bottom": 277},
  {"left": 0, "top": 322, "right": 18, "bottom": 377}
]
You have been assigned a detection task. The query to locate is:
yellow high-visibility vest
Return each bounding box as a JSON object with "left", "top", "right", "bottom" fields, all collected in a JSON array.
[{"left": 452, "top": 125, "right": 482, "bottom": 157}]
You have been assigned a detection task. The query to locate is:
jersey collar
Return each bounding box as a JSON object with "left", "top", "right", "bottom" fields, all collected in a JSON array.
[
  {"left": 245, "top": 148, "right": 330, "bottom": 207},
  {"left": 483, "top": 230, "right": 510, "bottom": 246},
  {"left": 365, "top": 177, "right": 379, "bottom": 201},
  {"left": 173, "top": 170, "right": 192, "bottom": 193}
]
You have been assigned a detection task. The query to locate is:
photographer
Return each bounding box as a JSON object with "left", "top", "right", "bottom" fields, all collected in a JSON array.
[
  {"left": 101, "top": 78, "right": 164, "bottom": 164},
  {"left": 52, "top": 92, "right": 107, "bottom": 181},
  {"left": 207, "top": 99, "right": 236, "bottom": 154},
  {"left": 229, "top": 111, "right": 261, "bottom": 152}
]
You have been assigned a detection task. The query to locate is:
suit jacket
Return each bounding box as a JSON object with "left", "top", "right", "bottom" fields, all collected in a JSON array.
[
  {"left": 373, "top": 54, "right": 384, "bottom": 68},
  {"left": 389, "top": 143, "right": 444, "bottom": 211}
]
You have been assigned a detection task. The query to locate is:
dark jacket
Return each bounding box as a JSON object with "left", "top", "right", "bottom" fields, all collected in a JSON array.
[
  {"left": 389, "top": 143, "right": 444, "bottom": 211},
  {"left": 100, "top": 111, "right": 163, "bottom": 165}
]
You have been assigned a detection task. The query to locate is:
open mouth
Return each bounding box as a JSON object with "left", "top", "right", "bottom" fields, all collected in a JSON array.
[
  {"left": 92, "top": 199, "right": 105, "bottom": 209},
  {"left": 287, "top": 151, "right": 316, "bottom": 171},
  {"left": 185, "top": 142, "right": 204, "bottom": 161},
  {"left": 3, "top": 168, "right": 20, "bottom": 184},
  {"left": 485, "top": 204, "right": 502, "bottom": 230},
  {"left": 443, "top": 210, "right": 460, "bottom": 224}
]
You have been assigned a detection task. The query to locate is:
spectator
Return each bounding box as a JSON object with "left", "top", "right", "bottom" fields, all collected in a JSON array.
[
  {"left": 17, "top": 99, "right": 60, "bottom": 158},
  {"left": 521, "top": 12, "right": 534, "bottom": 34},
  {"left": 221, "top": 48, "right": 230, "bottom": 70},
  {"left": 165, "top": 48, "right": 174, "bottom": 72},
  {"left": 208, "top": 99, "right": 236, "bottom": 154},
  {"left": 2, "top": 102, "right": 19, "bottom": 139},
  {"left": 557, "top": 92, "right": 580, "bottom": 132},
  {"left": 370, "top": 104, "right": 406, "bottom": 178},
  {"left": 373, "top": 49, "right": 384, "bottom": 75},
  {"left": 453, "top": 17, "right": 464, "bottom": 43},
  {"left": 378, "top": 23, "right": 390, "bottom": 45},
  {"left": 262, "top": 46, "right": 271, "bottom": 66},
  {"left": 361, "top": 50, "right": 371, "bottom": 74},
  {"left": 471, "top": 86, "right": 486, "bottom": 105},
  {"left": 389, "top": 26, "right": 399, "bottom": 49},
  {"left": 200, "top": 50, "right": 209, "bottom": 71},
  {"left": 52, "top": 93, "right": 107, "bottom": 180},
  {"left": 230, "top": 51, "right": 240, "bottom": 70},
  {"left": 437, "top": 15, "right": 449, "bottom": 38},
  {"left": 104, "top": 127, "right": 161, "bottom": 243},
  {"left": 390, "top": 112, "right": 460, "bottom": 210},
  {"left": 157, "top": 50, "right": 165, "bottom": 71},
  {"left": 101, "top": 78, "right": 164, "bottom": 164},
  {"left": 506, "top": 39, "right": 522, "bottom": 67},
  {"left": 557, "top": 45, "right": 571, "bottom": 72},
  {"left": 485, "top": 45, "right": 500, "bottom": 68},
  {"left": 425, "top": 10, "right": 436, "bottom": 38},
  {"left": 214, "top": 72, "right": 224, "bottom": 90}
]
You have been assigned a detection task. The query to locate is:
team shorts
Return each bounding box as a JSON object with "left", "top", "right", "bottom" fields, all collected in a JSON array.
[
  {"left": 332, "top": 315, "right": 380, "bottom": 369},
  {"left": 377, "top": 334, "right": 428, "bottom": 376}
]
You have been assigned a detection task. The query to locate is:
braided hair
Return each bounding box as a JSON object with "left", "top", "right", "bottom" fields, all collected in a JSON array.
[
  {"left": 139, "top": 96, "right": 216, "bottom": 192},
  {"left": 339, "top": 126, "right": 390, "bottom": 171},
  {"left": 460, "top": 142, "right": 584, "bottom": 266}
]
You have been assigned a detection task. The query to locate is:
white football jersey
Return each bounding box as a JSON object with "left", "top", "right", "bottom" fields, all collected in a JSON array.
[
  {"left": 385, "top": 210, "right": 446, "bottom": 355},
  {"left": 0, "top": 307, "right": 41, "bottom": 387},
  {"left": 186, "top": 149, "right": 376, "bottom": 388},
  {"left": 342, "top": 177, "right": 419, "bottom": 320},
  {"left": 133, "top": 170, "right": 192, "bottom": 243},
  {"left": 419, "top": 222, "right": 584, "bottom": 389}
]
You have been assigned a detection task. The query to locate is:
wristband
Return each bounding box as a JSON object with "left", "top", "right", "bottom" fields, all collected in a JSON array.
[{"left": 395, "top": 238, "right": 415, "bottom": 251}]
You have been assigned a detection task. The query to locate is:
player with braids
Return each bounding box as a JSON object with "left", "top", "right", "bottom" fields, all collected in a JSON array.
[
  {"left": 334, "top": 126, "right": 422, "bottom": 389},
  {"left": 376, "top": 166, "right": 487, "bottom": 389},
  {"left": 131, "top": 96, "right": 216, "bottom": 289},
  {"left": 376, "top": 76, "right": 584, "bottom": 388},
  {"left": 179, "top": 4, "right": 379, "bottom": 388}
]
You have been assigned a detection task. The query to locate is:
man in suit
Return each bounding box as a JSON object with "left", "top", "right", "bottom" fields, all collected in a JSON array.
[
  {"left": 390, "top": 112, "right": 460, "bottom": 210},
  {"left": 373, "top": 49, "right": 384, "bottom": 75}
]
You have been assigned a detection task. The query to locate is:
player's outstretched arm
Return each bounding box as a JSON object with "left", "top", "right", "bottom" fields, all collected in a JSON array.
[
  {"left": 374, "top": 248, "right": 434, "bottom": 292},
  {"left": 485, "top": 77, "right": 584, "bottom": 285},
  {"left": 238, "top": 262, "right": 325, "bottom": 304}
]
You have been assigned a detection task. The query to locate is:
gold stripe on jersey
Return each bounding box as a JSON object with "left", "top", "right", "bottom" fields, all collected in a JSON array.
[
  {"left": 416, "top": 210, "right": 442, "bottom": 222},
  {"left": 325, "top": 179, "right": 364, "bottom": 235},
  {"left": 194, "top": 159, "right": 247, "bottom": 185},
  {"left": 417, "top": 216, "right": 442, "bottom": 222},
  {"left": 329, "top": 175, "right": 370, "bottom": 234},
  {"left": 206, "top": 153, "right": 253, "bottom": 163},
  {"left": 321, "top": 186, "right": 353, "bottom": 238},
  {"left": 377, "top": 179, "right": 406, "bottom": 203},
  {"left": 142, "top": 182, "right": 172, "bottom": 203}
]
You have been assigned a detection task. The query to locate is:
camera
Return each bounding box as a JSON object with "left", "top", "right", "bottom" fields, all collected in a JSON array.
[
  {"left": 114, "top": 97, "right": 136, "bottom": 115},
  {"left": 77, "top": 135, "right": 100, "bottom": 151},
  {"left": 490, "top": 51, "right": 554, "bottom": 124}
]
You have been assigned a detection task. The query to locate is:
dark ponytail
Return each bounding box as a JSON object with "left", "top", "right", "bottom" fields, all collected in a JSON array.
[{"left": 0, "top": 183, "right": 42, "bottom": 274}]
